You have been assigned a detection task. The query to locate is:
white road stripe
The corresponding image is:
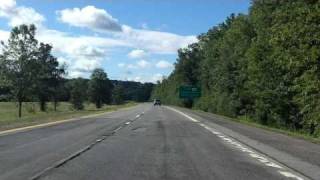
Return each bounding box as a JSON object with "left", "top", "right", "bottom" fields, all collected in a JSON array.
[
  {"left": 166, "top": 106, "right": 305, "bottom": 180},
  {"left": 279, "top": 171, "right": 304, "bottom": 180},
  {"left": 165, "top": 106, "right": 199, "bottom": 122}
]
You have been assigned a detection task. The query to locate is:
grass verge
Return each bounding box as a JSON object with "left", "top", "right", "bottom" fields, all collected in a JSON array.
[
  {"left": 192, "top": 109, "right": 320, "bottom": 144},
  {"left": 0, "top": 101, "right": 137, "bottom": 131}
]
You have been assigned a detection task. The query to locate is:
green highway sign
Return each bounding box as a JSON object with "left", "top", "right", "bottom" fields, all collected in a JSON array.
[{"left": 179, "top": 86, "right": 201, "bottom": 99}]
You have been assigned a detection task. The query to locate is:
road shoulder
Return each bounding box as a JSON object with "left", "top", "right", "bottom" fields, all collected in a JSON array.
[
  {"left": 170, "top": 106, "right": 320, "bottom": 180},
  {"left": 0, "top": 103, "right": 139, "bottom": 137}
]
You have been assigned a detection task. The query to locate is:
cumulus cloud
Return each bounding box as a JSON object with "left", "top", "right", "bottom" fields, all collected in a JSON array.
[
  {"left": 36, "top": 29, "right": 129, "bottom": 77},
  {"left": 0, "top": 1, "right": 197, "bottom": 81},
  {"left": 57, "top": 6, "right": 197, "bottom": 54},
  {"left": 118, "top": 63, "right": 125, "bottom": 68},
  {"left": 117, "top": 59, "right": 150, "bottom": 70},
  {"left": 156, "top": 60, "right": 173, "bottom": 69},
  {"left": 57, "top": 6, "right": 122, "bottom": 32},
  {"left": 0, "top": 29, "right": 9, "bottom": 41},
  {"left": 128, "top": 49, "right": 147, "bottom": 59},
  {"left": 122, "top": 73, "right": 165, "bottom": 83},
  {"left": 152, "top": 73, "right": 165, "bottom": 82},
  {"left": 0, "top": 0, "right": 45, "bottom": 27},
  {"left": 134, "top": 76, "right": 142, "bottom": 82},
  {"left": 137, "top": 60, "right": 150, "bottom": 68},
  {"left": 120, "top": 25, "right": 197, "bottom": 54},
  {"left": 141, "top": 23, "right": 149, "bottom": 29}
]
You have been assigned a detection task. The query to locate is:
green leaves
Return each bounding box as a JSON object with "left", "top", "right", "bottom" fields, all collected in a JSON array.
[
  {"left": 88, "top": 68, "right": 112, "bottom": 108},
  {"left": 153, "top": 1, "right": 320, "bottom": 136},
  {"left": 0, "top": 24, "right": 65, "bottom": 116}
]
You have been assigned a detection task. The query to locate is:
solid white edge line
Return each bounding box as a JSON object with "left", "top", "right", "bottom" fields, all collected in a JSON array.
[
  {"left": 165, "top": 106, "right": 305, "bottom": 180},
  {"left": 165, "top": 106, "right": 199, "bottom": 122}
]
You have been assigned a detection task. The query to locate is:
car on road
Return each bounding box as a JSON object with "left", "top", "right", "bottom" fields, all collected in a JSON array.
[{"left": 154, "top": 99, "right": 161, "bottom": 106}]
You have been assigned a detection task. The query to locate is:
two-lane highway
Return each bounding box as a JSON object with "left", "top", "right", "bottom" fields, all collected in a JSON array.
[{"left": 0, "top": 104, "right": 315, "bottom": 180}]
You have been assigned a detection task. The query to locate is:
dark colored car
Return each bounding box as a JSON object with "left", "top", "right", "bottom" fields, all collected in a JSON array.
[{"left": 154, "top": 99, "right": 161, "bottom": 106}]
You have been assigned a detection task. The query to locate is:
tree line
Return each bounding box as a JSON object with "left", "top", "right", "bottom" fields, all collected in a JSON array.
[
  {"left": 0, "top": 24, "right": 153, "bottom": 117},
  {"left": 152, "top": 0, "right": 320, "bottom": 136}
]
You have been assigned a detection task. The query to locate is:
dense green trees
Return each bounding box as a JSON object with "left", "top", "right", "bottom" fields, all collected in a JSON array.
[
  {"left": 88, "top": 68, "right": 113, "bottom": 108},
  {"left": 0, "top": 24, "right": 153, "bottom": 116},
  {"left": 111, "top": 81, "right": 154, "bottom": 102},
  {"left": 36, "top": 43, "right": 65, "bottom": 112},
  {"left": 112, "top": 84, "right": 125, "bottom": 105},
  {"left": 0, "top": 25, "right": 39, "bottom": 117},
  {"left": 69, "top": 78, "right": 88, "bottom": 110},
  {"left": 152, "top": 1, "right": 320, "bottom": 136},
  {"left": 0, "top": 25, "right": 64, "bottom": 117}
]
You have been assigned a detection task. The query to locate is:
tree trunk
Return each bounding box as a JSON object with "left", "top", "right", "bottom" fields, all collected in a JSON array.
[
  {"left": 18, "top": 101, "right": 22, "bottom": 118},
  {"left": 96, "top": 100, "right": 102, "bottom": 109},
  {"left": 54, "top": 99, "right": 57, "bottom": 111},
  {"left": 310, "top": 123, "right": 316, "bottom": 135},
  {"left": 40, "top": 100, "right": 46, "bottom": 112}
]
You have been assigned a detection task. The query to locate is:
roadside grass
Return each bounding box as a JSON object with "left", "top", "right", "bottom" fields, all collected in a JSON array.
[
  {"left": 194, "top": 109, "right": 320, "bottom": 144},
  {"left": 235, "top": 115, "right": 320, "bottom": 144},
  {"left": 0, "top": 101, "right": 137, "bottom": 131}
]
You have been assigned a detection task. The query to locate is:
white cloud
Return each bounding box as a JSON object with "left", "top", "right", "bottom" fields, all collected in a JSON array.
[
  {"left": 152, "top": 73, "right": 165, "bottom": 82},
  {"left": 118, "top": 63, "right": 125, "bottom": 68},
  {"left": 122, "top": 74, "right": 164, "bottom": 83},
  {"left": 137, "top": 60, "right": 150, "bottom": 68},
  {"left": 0, "top": 1, "right": 197, "bottom": 81},
  {"left": 57, "top": 57, "right": 69, "bottom": 65},
  {"left": 141, "top": 23, "right": 149, "bottom": 29},
  {"left": 36, "top": 29, "right": 129, "bottom": 78},
  {"left": 134, "top": 76, "right": 142, "bottom": 82},
  {"left": 120, "top": 25, "right": 197, "bottom": 54},
  {"left": 128, "top": 49, "right": 147, "bottom": 59},
  {"left": 117, "top": 63, "right": 136, "bottom": 69},
  {"left": 0, "top": 0, "right": 16, "bottom": 11},
  {"left": 156, "top": 60, "right": 173, "bottom": 69},
  {"left": 117, "top": 60, "right": 150, "bottom": 70},
  {"left": 57, "top": 6, "right": 122, "bottom": 32},
  {"left": 57, "top": 6, "right": 198, "bottom": 54},
  {"left": 0, "top": 29, "right": 9, "bottom": 41},
  {"left": 0, "top": 0, "right": 45, "bottom": 27},
  {"left": 127, "top": 64, "right": 137, "bottom": 69}
]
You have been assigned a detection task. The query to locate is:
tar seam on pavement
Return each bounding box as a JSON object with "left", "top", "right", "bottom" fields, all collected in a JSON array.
[{"left": 30, "top": 112, "right": 145, "bottom": 180}]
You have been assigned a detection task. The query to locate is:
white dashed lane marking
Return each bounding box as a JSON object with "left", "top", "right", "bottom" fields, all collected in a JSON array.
[{"left": 166, "top": 106, "right": 306, "bottom": 180}]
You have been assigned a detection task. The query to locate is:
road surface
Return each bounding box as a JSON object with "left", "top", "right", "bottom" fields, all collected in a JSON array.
[{"left": 0, "top": 104, "right": 319, "bottom": 180}]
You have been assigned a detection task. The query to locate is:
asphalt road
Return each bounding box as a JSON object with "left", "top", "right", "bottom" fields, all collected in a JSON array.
[{"left": 0, "top": 104, "right": 318, "bottom": 180}]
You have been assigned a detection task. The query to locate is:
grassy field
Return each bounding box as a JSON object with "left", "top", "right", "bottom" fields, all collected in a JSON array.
[{"left": 0, "top": 101, "right": 137, "bottom": 131}]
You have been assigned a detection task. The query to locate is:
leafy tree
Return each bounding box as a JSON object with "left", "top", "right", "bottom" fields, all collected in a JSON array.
[
  {"left": 152, "top": 1, "right": 320, "bottom": 136},
  {"left": 0, "top": 24, "right": 39, "bottom": 117},
  {"left": 51, "top": 65, "right": 66, "bottom": 111},
  {"left": 112, "top": 85, "right": 125, "bottom": 105},
  {"left": 88, "top": 68, "right": 112, "bottom": 108},
  {"left": 35, "top": 43, "right": 65, "bottom": 111},
  {"left": 69, "top": 78, "right": 88, "bottom": 110}
]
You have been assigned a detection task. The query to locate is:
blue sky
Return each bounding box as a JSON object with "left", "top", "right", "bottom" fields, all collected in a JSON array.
[{"left": 0, "top": 0, "right": 251, "bottom": 82}]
